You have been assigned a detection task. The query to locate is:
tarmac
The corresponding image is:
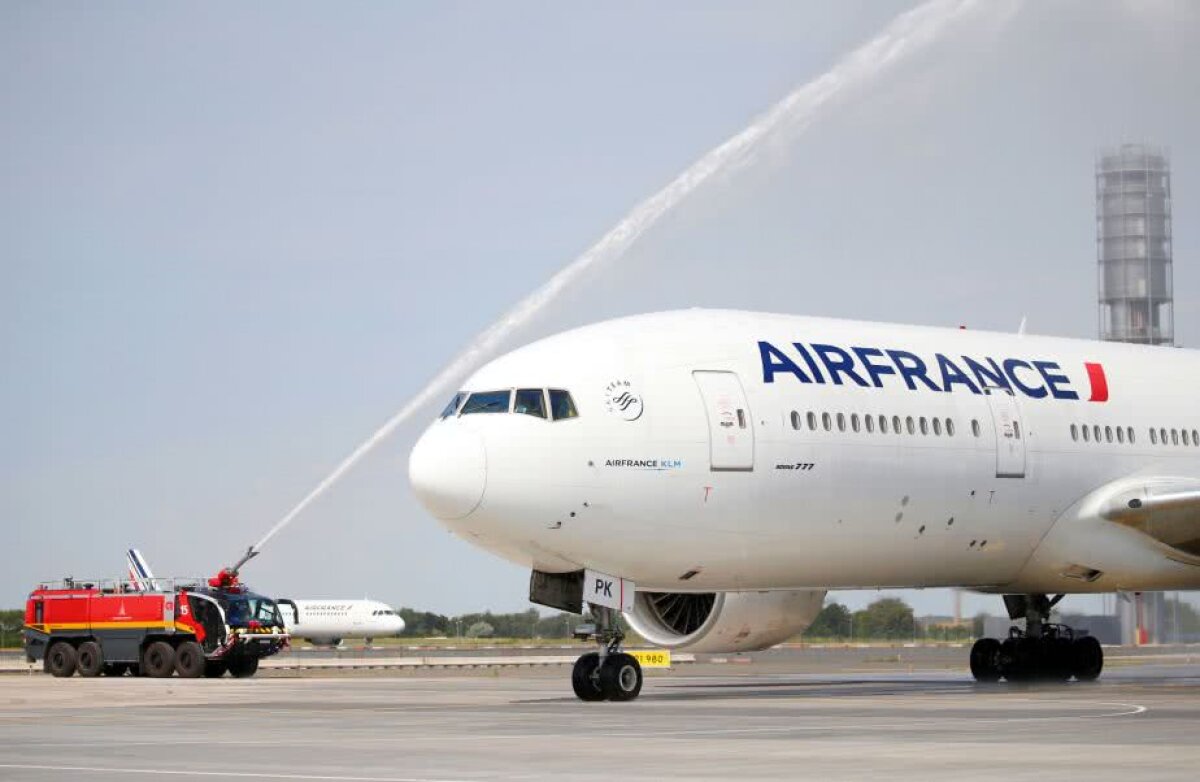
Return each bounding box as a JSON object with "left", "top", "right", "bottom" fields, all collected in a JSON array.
[{"left": 2, "top": 647, "right": 1199, "bottom": 781}]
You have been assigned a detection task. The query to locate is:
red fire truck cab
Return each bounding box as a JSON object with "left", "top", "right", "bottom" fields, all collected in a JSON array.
[{"left": 24, "top": 575, "right": 289, "bottom": 678}]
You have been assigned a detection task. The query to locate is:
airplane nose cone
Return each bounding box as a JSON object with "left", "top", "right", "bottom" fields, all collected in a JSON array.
[{"left": 409, "top": 424, "right": 486, "bottom": 520}]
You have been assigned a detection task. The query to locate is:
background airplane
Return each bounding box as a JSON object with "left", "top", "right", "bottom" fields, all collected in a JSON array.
[{"left": 277, "top": 598, "right": 405, "bottom": 646}]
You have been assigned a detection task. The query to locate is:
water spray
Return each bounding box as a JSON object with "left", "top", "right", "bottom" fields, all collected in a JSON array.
[{"left": 226, "top": 0, "right": 995, "bottom": 575}]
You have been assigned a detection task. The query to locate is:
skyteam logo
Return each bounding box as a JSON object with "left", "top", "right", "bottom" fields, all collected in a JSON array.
[
  {"left": 604, "top": 379, "right": 644, "bottom": 421},
  {"left": 758, "top": 341, "right": 1109, "bottom": 402}
]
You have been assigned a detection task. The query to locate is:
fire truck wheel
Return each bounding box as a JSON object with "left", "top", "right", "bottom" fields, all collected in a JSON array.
[
  {"left": 174, "top": 641, "right": 206, "bottom": 678},
  {"left": 203, "top": 661, "right": 227, "bottom": 678},
  {"left": 76, "top": 641, "right": 104, "bottom": 677},
  {"left": 227, "top": 656, "right": 260, "bottom": 678},
  {"left": 46, "top": 642, "right": 77, "bottom": 678},
  {"left": 142, "top": 641, "right": 177, "bottom": 678}
]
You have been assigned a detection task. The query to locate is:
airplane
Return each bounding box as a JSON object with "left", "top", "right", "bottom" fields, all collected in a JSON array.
[
  {"left": 408, "top": 309, "right": 1200, "bottom": 701},
  {"left": 276, "top": 599, "right": 405, "bottom": 646}
]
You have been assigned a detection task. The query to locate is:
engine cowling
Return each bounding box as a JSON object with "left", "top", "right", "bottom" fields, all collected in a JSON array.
[{"left": 625, "top": 590, "right": 826, "bottom": 653}]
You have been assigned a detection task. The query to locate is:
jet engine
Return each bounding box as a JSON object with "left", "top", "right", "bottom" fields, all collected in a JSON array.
[{"left": 625, "top": 589, "right": 826, "bottom": 653}]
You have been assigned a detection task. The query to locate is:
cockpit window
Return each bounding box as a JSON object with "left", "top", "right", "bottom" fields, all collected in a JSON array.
[
  {"left": 461, "top": 390, "right": 511, "bottom": 415},
  {"left": 439, "top": 392, "right": 466, "bottom": 420},
  {"left": 549, "top": 389, "right": 578, "bottom": 420},
  {"left": 514, "top": 389, "right": 547, "bottom": 418}
]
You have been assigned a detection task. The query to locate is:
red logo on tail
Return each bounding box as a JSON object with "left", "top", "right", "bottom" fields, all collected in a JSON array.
[{"left": 1085, "top": 362, "right": 1108, "bottom": 402}]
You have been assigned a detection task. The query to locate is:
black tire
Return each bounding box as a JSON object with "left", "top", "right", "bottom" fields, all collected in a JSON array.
[
  {"left": 571, "top": 652, "right": 606, "bottom": 701},
  {"left": 1044, "top": 637, "right": 1074, "bottom": 682},
  {"left": 142, "top": 641, "right": 176, "bottom": 678},
  {"left": 599, "top": 653, "right": 643, "bottom": 702},
  {"left": 969, "top": 638, "right": 1002, "bottom": 682},
  {"left": 46, "top": 642, "right": 77, "bottom": 678},
  {"left": 76, "top": 641, "right": 104, "bottom": 678},
  {"left": 1072, "top": 636, "right": 1103, "bottom": 682},
  {"left": 227, "top": 656, "right": 260, "bottom": 678},
  {"left": 1002, "top": 637, "right": 1039, "bottom": 683},
  {"left": 203, "top": 661, "right": 228, "bottom": 678},
  {"left": 174, "top": 641, "right": 206, "bottom": 679}
]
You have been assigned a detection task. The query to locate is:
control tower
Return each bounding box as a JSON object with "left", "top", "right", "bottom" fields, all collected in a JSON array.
[
  {"left": 1096, "top": 144, "right": 1174, "bottom": 345},
  {"left": 1097, "top": 144, "right": 1176, "bottom": 645}
]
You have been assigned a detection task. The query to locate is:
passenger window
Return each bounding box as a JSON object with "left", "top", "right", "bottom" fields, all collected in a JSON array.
[
  {"left": 946, "top": 419, "right": 955, "bottom": 437},
  {"left": 549, "top": 389, "right": 578, "bottom": 420},
  {"left": 880, "top": 415, "right": 889, "bottom": 434},
  {"left": 919, "top": 417, "right": 929, "bottom": 436},
  {"left": 971, "top": 419, "right": 981, "bottom": 438},
  {"left": 851, "top": 414, "right": 860, "bottom": 433},
  {"left": 932, "top": 418, "right": 942, "bottom": 436},
  {"left": 1083, "top": 425, "right": 1090, "bottom": 442},
  {"left": 1193, "top": 429, "right": 1199, "bottom": 446},
  {"left": 439, "top": 392, "right": 466, "bottom": 419},
  {"left": 1184, "top": 430, "right": 1191, "bottom": 447},
  {"left": 906, "top": 416, "right": 915, "bottom": 435},
  {"left": 461, "top": 390, "right": 511, "bottom": 415},
  {"left": 1070, "top": 424, "right": 1078, "bottom": 441},
  {"left": 1172, "top": 429, "right": 1179, "bottom": 445},
  {"left": 1093, "top": 425, "right": 1101, "bottom": 442},
  {"left": 1129, "top": 427, "right": 1136, "bottom": 444},
  {"left": 822, "top": 412, "right": 832, "bottom": 431},
  {"left": 736, "top": 409, "right": 747, "bottom": 429},
  {"left": 865, "top": 415, "right": 875, "bottom": 434},
  {"left": 1161, "top": 428, "right": 1168, "bottom": 445},
  {"left": 893, "top": 416, "right": 902, "bottom": 435},
  {"left": 1105, "top": 426, "right": 1113, "bottom": 443},
  {"left": 514, "top": 389, "right": 547, "bottom": 419},
  {"left": 836, "top": 413, "right": 846, "bottom": 432},
  {"left": 790, "top": 411, "right": 802, "bottom": 430},
  {"left": 807, "top": 412, "right": 818, "bottom": 430},
  {"left": 1150, "top": 428, "right": 1158, "bottom": 445},
  {"left": 1116, "top": 427, "right": 1125, "bottom": 444}
]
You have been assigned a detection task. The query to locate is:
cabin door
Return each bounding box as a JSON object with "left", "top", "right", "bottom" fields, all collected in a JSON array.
[
  {"left": 693, "top": 371, "right": 754, "bottom": 471},
  {"left": 984, "top": 387, "right": 1026, "bottom": 478}
]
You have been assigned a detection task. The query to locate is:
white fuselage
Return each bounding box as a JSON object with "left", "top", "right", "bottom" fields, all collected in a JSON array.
[
  {"left": 409, "top": 310, "right": 1200, "bottom": 597},
  {"left": 278, "top": 599, "right": 405, "bottom": 643}
]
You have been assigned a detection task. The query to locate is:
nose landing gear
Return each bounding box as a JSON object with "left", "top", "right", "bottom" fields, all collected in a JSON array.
[
  {"left": 969, "top": 594, "right": 1104, "bottom": 683},
  {"left": 571, "top": 604, "right": 643, "bottom": 702}
]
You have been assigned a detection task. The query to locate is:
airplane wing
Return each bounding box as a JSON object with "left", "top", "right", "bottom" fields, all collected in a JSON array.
[{"left": 1098, "top": 478, "right": 1200, "bottom": 559}]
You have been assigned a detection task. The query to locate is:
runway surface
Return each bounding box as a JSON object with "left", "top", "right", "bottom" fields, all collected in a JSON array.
[{"left": 2, "top": 653, "right": 1199, "bottom": 781}]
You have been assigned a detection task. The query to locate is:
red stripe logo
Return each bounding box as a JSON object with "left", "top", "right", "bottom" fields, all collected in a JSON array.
[{"left": 1085, "top": 362, "right": 1108, "bottom": 403}]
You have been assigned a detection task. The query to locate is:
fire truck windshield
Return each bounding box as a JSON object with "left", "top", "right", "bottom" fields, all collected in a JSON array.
[{"left": 224, "top": 596, "right": 282, "bottom": 628}]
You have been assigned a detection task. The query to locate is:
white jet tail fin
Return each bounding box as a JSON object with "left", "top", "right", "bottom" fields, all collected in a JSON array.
[{"left": 126, "top": 548, "right": 156, "bottom": 591}]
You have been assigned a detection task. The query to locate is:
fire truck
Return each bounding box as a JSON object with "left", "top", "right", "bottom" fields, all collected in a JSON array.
[{"left": 23, "top": 568, "right": 288, "bottom": 678}]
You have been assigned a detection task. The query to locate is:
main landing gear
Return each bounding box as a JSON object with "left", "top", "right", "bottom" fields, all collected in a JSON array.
[
  {"left": 969, "top": 594, "right": 1103, "bottom": 683},
  {"left": 572, "top": 604, "right": 643, "bottom": 702}
]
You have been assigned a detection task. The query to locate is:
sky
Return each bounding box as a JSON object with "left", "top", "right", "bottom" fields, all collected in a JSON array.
[{"left": 3, "top": 1, "right": 1199, "bottom": 619}]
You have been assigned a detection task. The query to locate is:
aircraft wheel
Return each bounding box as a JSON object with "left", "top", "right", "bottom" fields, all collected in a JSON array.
[
  {"left": 599, "top": 653, "right": 643, "bottom": 702},
  {"left": 1004, "top": 637, "right": 1041, "bottom": 683},
  {"left": 969, "top": 638, "right": 1001, "bottom": 682},
  {"left": 46, "top": 642, "right": 77, "bottom": 678},
  {"left": 1044, "top": 637, "right": 1074, "bottom": 682},
  {"left": 142, "top": 641, "right": 176, "bottom": 678},
  {"left": 571, "top": 652, "right": 606, "bottom": 702},
  {"left": 76, "top": 641, "right": 104, "bottom": 677},
  {"left": 1071, "top": 636, "right": 1103, "bottom": 682},
  {"left": 174, "top": 641, "right": 206, "bottom": 678}
]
